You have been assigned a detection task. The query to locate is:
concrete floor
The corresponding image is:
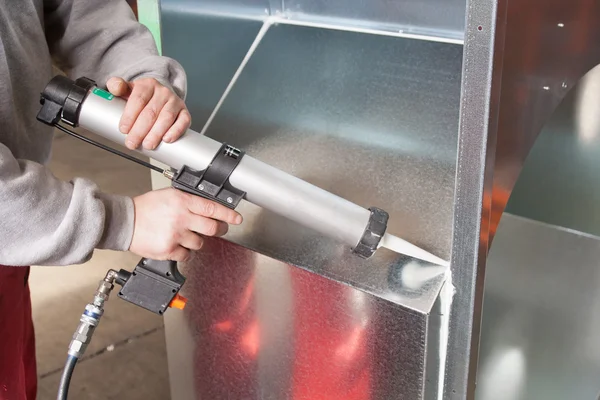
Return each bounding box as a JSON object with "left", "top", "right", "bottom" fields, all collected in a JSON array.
[{"left": 30, "top": 130, "right": 171, "bottom": 399}]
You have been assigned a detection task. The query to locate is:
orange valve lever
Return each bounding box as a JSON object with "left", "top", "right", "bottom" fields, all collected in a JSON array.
[{"left": 169, "top": 294, "right": 187, "bottom": 310}]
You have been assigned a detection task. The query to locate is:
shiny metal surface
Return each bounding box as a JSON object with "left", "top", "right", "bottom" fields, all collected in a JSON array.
[
  {"left": 448, "top": 1, "right": 600, "bottom": 398},
  {"left": 283, "top": 0, "right": 465, "bottom": 39},
  {"left": 205, "top": 22, "right": 462, "bottom": 262},
  {"left": 477, "top": 56, "right": 600, "bottom": 399},
  {"left": 156, "top": 0, "right": 600, "bottom": 399},
  {"left": 227, "top": 156, "right": 372, "bottom": 249},
  {"left": 477, "top": 214, "right": 600, "bottom": 399},
  {"left": 156, "top": 2, "right": 600, "bottom": 399},
  {"left": 444, "top": 0, "right": 504, "bottom": 397},
  {"left": 167, "top": 240, "right": 447, "bottom": 399},
  {"left": 159, "top": 7, "right": 265, "bottom": 129},
  {"left": 506, "top": 65, "right": 600, "bottom": 237},
  {"left": 490, "top": 1, "right": 600, "bottom": 242},
  {"left": 160, "top": 4, "right": 462, "bottom": 399},
  {"left": 153, "top": 1, "right": 600, "bottom": 399},
  {"left": 163, "top": 0, "right": 271, "bottom": 18},
  {"left": 162, "top": 0, "right": 465, "bottom": 41}
]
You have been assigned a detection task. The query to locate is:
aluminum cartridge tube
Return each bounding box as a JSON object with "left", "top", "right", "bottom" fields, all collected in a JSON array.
[{"left": 77, "top": 89, "right": 376, "bottom": 251}]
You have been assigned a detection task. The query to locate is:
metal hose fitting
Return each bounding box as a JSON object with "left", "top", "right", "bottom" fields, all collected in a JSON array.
[{"left": 67, "top": 270, "right": 117, "bottom": 358}]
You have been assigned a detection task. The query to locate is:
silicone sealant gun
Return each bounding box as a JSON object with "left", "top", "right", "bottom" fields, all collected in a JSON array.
[{"left": 36, "top": 75, "right": 447, "bottom": 399}]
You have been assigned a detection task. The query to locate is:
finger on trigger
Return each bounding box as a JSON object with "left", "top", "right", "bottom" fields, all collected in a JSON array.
[
  {"left": 188, "top": 218, "right": 229, "bottom": 237},
  {"left": 180, "top": 231, "right": 204, "bottom": 251},
  {"left": 187, "top": 196, "right": 242, "bottom": 225},
  {"left": 142, "top": 100, "right": 180, "bottom": 150},
  {"left": 163, "top": 109, "right": 191, "bottom": 143},
  {"left": 169, "top": 246, "right": 191, "bottom": 262}
]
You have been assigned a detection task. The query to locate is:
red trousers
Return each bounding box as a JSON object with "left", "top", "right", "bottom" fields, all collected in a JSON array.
[{"left": 0, "top": 266, "right": 37, "bottom": 400}]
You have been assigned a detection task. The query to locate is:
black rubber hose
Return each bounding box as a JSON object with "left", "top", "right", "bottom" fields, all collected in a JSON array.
[{"left": 57, "top": 355, "right": 78, "bottom": 400}]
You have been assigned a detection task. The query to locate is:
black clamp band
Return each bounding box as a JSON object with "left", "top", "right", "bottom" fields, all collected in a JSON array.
[
  {"left": 37, "top": 75, "right": 96, "bottom": 127},
  {"left": 62, "top": 77, "right": 96, "bottom": 126},
  {"left": 171, "top": 143, "right": 246, "bottom": 209},
  {"left": 353, "top": 207, "right": 389, "bottom": 258}
]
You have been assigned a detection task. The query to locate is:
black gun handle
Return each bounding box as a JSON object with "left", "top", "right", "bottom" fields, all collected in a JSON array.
[{"left": 138, "top": 258, "right": 186, "bottom": 283}]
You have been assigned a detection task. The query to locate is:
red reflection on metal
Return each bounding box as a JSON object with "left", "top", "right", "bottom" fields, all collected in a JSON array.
[
  {"left": 336, "top": 325, "right": 367, "bottom": 364},
  {"left": 184, "top": 238, "right": 371, "bottom": 398},
  {"left": 214, "top": 319, "right": 233, "bottom": 332},
  {"left": 490, "top": 1, "right": 600, "bottom": 245},
  {"left": 238, "top": 275, "right": 255, "bottom": 314},
  {"left": 185, "top": 238, "right": 259, "bottom": 398},
  {"left": 241, "top": 320, "right": 260, "bottom": 357},
  {"left": 290, "top": 268, "right": 371, "bottom": 400},
  {"left": 212, "top": 276, "right": 255, "bottom": 333}
]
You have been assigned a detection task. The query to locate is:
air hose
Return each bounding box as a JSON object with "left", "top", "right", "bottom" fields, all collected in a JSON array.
[{"left": 56, "top": 270, "right": 117, "bottom": 400}]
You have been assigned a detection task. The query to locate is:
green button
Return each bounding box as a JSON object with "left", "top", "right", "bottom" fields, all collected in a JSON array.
[{"left": 93, "top": 87, "right": 114, "bottom": 101}]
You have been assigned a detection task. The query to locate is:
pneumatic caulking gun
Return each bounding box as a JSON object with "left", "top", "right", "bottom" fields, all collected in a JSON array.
[{"left": 36, "top": 76, "right": 447, "bottom": 400}]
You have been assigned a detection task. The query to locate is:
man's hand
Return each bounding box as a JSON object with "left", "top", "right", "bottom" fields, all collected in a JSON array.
[
  {"left": 106, "top": 77, "right": 191, "bottom": 151},
  {"left": 129, "top": 188, "right": 243, "bottom": 262}
]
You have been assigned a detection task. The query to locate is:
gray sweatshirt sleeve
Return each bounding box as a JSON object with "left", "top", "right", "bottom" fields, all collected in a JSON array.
[
  {"left": 0, "top": 2, "right": 187, "bottom": 266},
  {"left": 0, "top": 143, "right": 134, "bottom": 266},
  {"left": 44, "top": 0, "right": 187, "bottom": 98}
]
